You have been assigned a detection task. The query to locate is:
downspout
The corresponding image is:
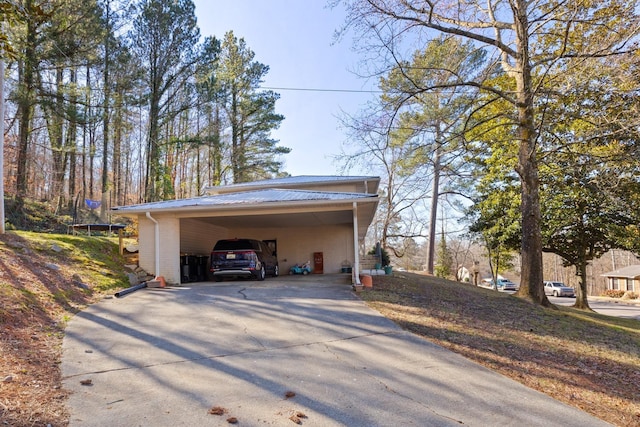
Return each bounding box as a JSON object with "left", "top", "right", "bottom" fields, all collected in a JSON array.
[
  {"left": 353, "top": 202, "right": 361, "bottom": 286},
  {"left": 146, "top": 212, "right": 160, "bottom": 277}
]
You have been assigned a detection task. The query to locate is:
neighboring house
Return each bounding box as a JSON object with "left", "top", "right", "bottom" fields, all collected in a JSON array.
[
  {"left": 601, "top": 265, "right": 640, "bottom": 292},
  {"left": 112, "top": 175, "right": 380, "bottom": 285}
]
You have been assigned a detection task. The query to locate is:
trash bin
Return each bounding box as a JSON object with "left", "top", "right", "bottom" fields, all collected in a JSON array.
[
  {"left": 180, "top": 255, "right": 190, "bottom": 283},
  {"left": 195, "top": 255, "right": 208, "bottom": 281}
]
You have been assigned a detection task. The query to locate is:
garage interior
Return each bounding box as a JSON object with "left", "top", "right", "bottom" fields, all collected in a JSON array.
[{"left": 114, "top": 176, "right": 380, "bottom": 285}]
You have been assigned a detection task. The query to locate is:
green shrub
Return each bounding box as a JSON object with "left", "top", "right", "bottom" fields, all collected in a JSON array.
[{"left": 368, "top": 246, "right": 390, "bottom": 266}]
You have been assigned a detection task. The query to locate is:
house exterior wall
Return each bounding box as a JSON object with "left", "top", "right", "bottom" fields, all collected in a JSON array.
[
  {"left": 139, "top": 214, "right": 356, "bottom": 285},
  {"left": 206, "top": 178, "right": 377, "bottom": 196},
  {"left": 180, "top": 218, "right": 228, "bottom": 255},
  {"left": 295, "top": 183, "right": 367, "bottom": 193},
  {"left": 231, "top": 224, "right": 354, "bottom": 274},
  {"left": 607, "top": 276, "right": 639, "bottom": 292},
  {"left": 138, "top": 214, "right": 181, "bottom": 285},
  {"left": 138, "top": 216, "right": 155, "bottom": 278}
]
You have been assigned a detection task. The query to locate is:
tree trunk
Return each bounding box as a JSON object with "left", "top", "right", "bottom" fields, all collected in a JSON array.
[
  {"left": 212, "top": 104, "right": 222, "bottom": 185},
  {"left": 425, "top": 136, "right": 441, "bottom": 274},
  {"left": 574, "top": 261, "right": 592, "bottom": 310},
  {"left": 512, "top": 1, "right": 549, "bottom": 306},
  {"left": 113, "top": 94, "right": 122, "bottom": 206},
  {"left": 145, "top": 92, "right": 161, "bottom": 201},
  {"left": 16, "top": 1, "right": 37, "bottom": 198},
  {"left": 231, "top": 88, "right": 240, "bottom": 182},
  {"left": 67, "top": 68, "right": 78, "bottom": 212},
  {"left": 50, "top": 67, "right": 66, "bottom": 211},
  {"left": 101, "top": 3, "right": 110, "bottom": 219}
]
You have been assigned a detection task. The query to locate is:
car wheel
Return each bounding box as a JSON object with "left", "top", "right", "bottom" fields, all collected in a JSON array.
[
  {"left": 214, "top": 276, "right": 223, "bottom": 282},
  {"left": 257, "top": 265, "right": 266, "bottom": 281},
  {"left": 274, "top": 264, "right": 279, "bottom": 277},
  {"left": 553, "top": 291, "right": 558, "bottom": 297}
]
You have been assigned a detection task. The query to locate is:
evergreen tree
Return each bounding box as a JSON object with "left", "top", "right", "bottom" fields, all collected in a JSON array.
[
  {"left": 130, "top": 0, "right": 206, "bottom": 201},
  {"left": 216, "top": 31, "right": 289, "bottom": 183},
  {"left": 434, "top": 231, "right": 453, "bottom": 279}
]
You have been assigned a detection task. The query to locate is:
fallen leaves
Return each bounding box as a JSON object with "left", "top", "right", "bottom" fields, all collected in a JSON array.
[
  {"left": 208, "top": 406, "right": 227, "bottom": 416},
  {"left": 289, "top": 411, "right": 307, "bottom": 424},
  {"left": 208, "top": 393, "right": 310, "bottom": 425}
]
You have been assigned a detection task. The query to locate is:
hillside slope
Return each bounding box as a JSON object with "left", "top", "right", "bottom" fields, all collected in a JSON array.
[{"left": 0, "top": 231, "right": 129, "bottom": 426}]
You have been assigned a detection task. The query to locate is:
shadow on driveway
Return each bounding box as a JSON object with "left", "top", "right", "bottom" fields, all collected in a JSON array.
[{"left": 62, "top": 275, "right": 609, "bottom": 426}]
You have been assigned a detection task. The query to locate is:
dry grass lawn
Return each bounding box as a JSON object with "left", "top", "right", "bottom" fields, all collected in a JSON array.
[
  {"left": 0, "top": 232, "right": 126, "bottom": 426},
  {"left": 1, "top": 231, "right": 639, "bottom": 426},
  {"left": 362, "top": 273, "right": 640, "bottom": 427}
]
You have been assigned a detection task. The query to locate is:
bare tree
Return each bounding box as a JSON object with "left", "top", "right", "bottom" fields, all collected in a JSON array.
[{"left": 339, "top": 0, "right": 640, "bottom": 305}]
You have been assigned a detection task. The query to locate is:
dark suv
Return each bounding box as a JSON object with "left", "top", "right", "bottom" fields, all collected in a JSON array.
[{"left": 210, "top": 238, "right": 278, "bottom": 281}]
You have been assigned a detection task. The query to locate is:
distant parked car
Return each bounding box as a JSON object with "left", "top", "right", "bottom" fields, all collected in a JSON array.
[
  {"left": 210, "top": 238, "right": 278, "bottom": 282},
  {"left": 481, "top": 278, "right": 517, "bottom": 291},
  {"left": 544, "top": 281, "right": 575, "bottom": 297},
  {"left": 497, "top": 278, "right": 518, "bottom": 291}
]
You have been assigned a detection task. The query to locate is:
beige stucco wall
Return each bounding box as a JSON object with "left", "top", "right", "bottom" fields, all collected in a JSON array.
[
  {"left": 138, "top": 216, "right": 155, "bottom": 277},
  {"left": 296, "top": 183, "right": 364, "bottom": 193},
  {"left": 180, "top": 218, "right": 228, "bottom": 255},
  {"left": 230, "top": 224, "right": 354, "bottom": 274},
  {"left": 138, "top": 213, "right": 357, "bottom": 284},
  {"left": 207, "top": 178, "right": 377, "bottom": 196},
  {"left": 138, "top": 214, "right": 181, "bottom": 285}
]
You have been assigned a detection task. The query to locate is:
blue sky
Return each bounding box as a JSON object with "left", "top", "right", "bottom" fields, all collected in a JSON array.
[{"left": 192, "top": 0, "right": 378, "bottom": 176}]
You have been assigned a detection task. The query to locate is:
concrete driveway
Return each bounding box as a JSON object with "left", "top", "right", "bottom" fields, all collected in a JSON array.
[{"left": 62, "top": 275, "right": 609, "bottom": 426}]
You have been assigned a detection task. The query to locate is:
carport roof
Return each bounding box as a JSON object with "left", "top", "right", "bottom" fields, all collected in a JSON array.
[
  {"left": 112, "top": 189, "right": 377, "bottom": 213},
  {"left": 112, "top": 189, "right": 379, "bottom": 239}
]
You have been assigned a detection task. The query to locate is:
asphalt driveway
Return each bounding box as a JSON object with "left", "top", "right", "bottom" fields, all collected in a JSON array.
[{"left": 62, "top": 275, "right": 610, "bottom": 426}]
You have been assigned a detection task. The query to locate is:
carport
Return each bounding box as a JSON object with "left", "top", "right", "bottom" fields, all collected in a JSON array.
[{"left": 111, "top": 176, "right": 380, "bottom": 285}]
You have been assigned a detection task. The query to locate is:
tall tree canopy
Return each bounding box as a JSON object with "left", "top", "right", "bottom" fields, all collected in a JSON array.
[
  {"left": 340, "top": 0, "right": 640, "bottom": 305},
  {"left": 214, "top": 31, "right": 289, "bottom": 183},
  {"left": 2, "top": 0, "right": 290, "bottom": 215},
  {"left": 130, "top": 0, "right": 208, "bottom": 201},
  {"left": 379, "top": 36, "right": 484, "bottom": 274}
]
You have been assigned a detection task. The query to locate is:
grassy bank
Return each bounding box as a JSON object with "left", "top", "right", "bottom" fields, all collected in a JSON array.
[
  {"left": 361, "top": 273, "right": 640, "bottom": 427},
  {"left": 0, "top": 231, "right": 129, "bottom": 426}
]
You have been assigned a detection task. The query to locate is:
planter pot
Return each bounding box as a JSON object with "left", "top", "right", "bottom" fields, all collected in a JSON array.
[{"left": 384, "top": 266, "right": 393, "bottom": 275}]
